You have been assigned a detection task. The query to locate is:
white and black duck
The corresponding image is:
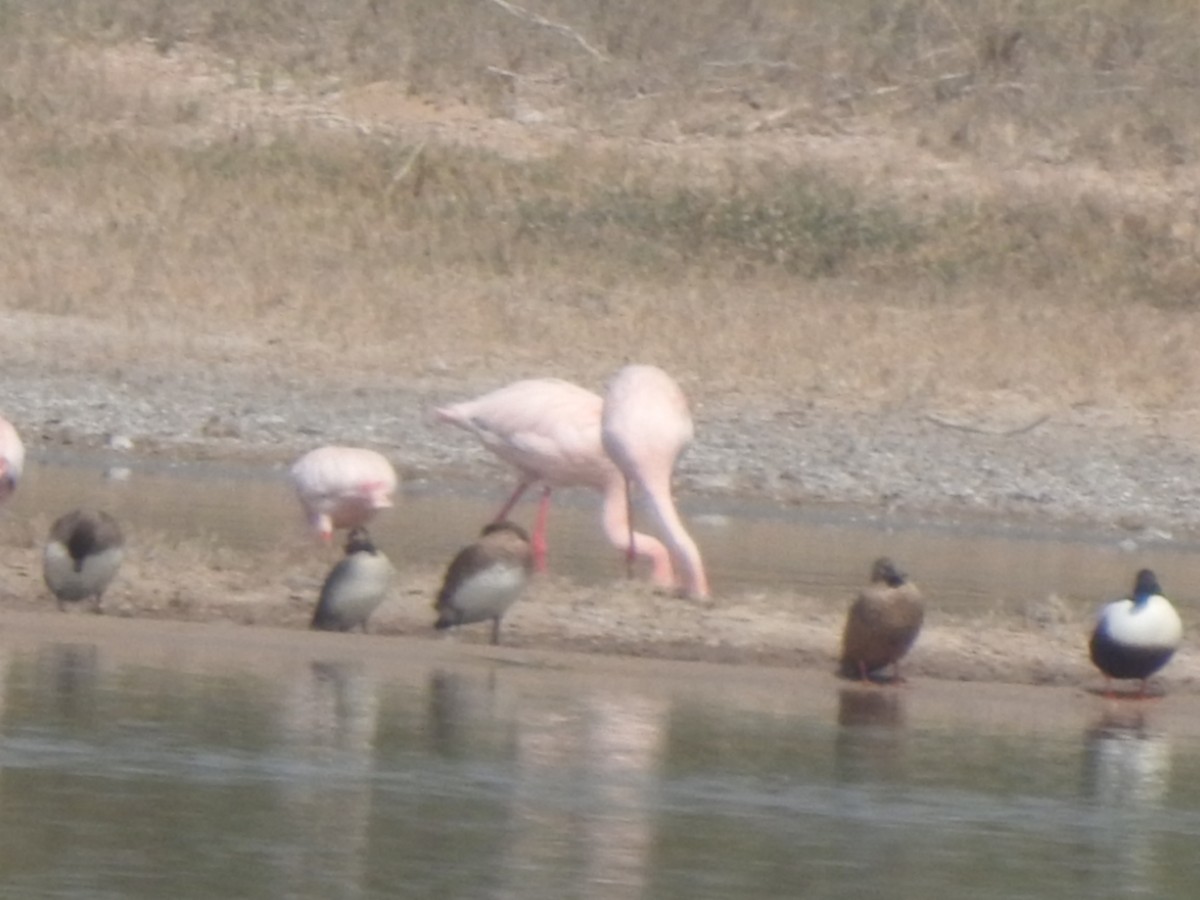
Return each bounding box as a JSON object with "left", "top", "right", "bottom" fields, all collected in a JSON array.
[{"left": 1089, "top": 568, "right": 1182, "bottom": 696}]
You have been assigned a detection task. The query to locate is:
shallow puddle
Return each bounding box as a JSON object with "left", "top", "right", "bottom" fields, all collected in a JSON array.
[{"left": 10, "top": 451, "right": 1199, "bottom": 618}]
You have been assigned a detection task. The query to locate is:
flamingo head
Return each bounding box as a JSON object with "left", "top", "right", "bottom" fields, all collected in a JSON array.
[
  {"left": 362, "top": 480, "right": 394, "bottom": 511},
  {"left": 309, "top": 512, "right": 334, "bottom": 543}
]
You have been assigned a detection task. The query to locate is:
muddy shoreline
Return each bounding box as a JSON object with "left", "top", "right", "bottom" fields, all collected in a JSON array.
[{"left": 1, "top": 312, "right": 1197, "bottom": 696}]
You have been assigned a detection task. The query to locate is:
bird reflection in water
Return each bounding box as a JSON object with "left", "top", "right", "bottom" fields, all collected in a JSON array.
[
  {"left": 837, "top": 688, "right": 905, "bottom": 729},
  {"left": 278, "top": 660, "right": 380, "bottom": 897},
  {"left": 1083, "top": 707, "right": 1171, "bottom": 897},
  {"left": 1084, "top": 707, "right": 1170, "bottom": 808},
  {"left": 427, "top": 668, "right": 467, "bottom": 756},
  {"left": 833, "top": 687, "right": 917, "bottom": 886},
  {"left": 834, "top": 687, "right": 907, "bottom": 785},
  {"left": 288, "top": 660, "right": 381, "bottom": 756},
  {"left": 425, "top": 667, "right": 508, "bottom": 758},
  {"left": 499, "top": 690, "right": 667, "bottom": 900},
  {"left": 36, "top": 642, "right": 101, "bottom": 724}
]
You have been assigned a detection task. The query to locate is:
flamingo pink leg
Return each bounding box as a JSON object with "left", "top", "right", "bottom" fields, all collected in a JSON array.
[
  {"left": 528, "top": 486, "right": 552, "bottom": 573},
  {"left": 491, "top": 479, "right": 547, "bottom": 571},
  {"left": 623, "top": 481, "right": 637, "bottom": 578}
]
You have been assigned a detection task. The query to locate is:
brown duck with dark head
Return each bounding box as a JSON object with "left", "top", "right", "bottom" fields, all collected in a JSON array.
[{"left": 840, "top": 557, "right": 924, "bottom": 683}]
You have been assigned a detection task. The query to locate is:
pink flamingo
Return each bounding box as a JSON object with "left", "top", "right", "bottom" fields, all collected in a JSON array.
[
  {"left": 0, "top": 416, "right": 24, "bottom": 507},
  {"left": 289, "top": 446, "right": 397, "bottom": 542},
  {"left": 434, "top": 378, "right": 676, "bottom": 585},
  {"left": 601, "top": 364, "right": 709, "bottom": 599}
]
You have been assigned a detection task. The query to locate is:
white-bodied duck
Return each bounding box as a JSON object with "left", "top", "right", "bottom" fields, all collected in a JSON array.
[{"left": 1090, "top": 568, "right": 1182, "bottom": 697}]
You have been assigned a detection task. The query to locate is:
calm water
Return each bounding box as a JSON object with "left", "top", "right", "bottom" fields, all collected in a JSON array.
[{"left": 0, "top": 631, "right": 1197, "bottom": 899}]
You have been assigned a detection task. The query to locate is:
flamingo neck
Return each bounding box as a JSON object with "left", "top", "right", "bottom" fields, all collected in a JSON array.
[
  {"left": 599, "top": 476, "right": 675, "bottom": 589},
  {"left": 633, "top": 469, "right": 710, "bottom": 600}
]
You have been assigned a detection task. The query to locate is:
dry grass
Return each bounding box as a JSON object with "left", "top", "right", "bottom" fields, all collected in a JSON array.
[{"left": 3, "top": 1, "right": 1200, "bottom": 410}]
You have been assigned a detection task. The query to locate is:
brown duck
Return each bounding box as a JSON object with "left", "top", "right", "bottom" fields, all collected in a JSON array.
[
  {"left": 434, "top": 521, "right": 533, "bottom": 645},
  {"left": 840, "top": 557, "right": 924, "bottom": 682}
]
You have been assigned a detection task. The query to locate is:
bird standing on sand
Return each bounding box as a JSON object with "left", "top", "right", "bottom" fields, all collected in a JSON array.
[
  {"left": 311, "top": 527, "right": 394, "bottom": 632},
  {"left": 435, "top": 378, "right": 676, "bottom": 586},
  {"left": 43, "top": 509, "right": 125, "bottom": 613},
  {"left": 290, "top": 446, "right": 397, "bottom": 542},
  {"left": 600, "top": 364, "right": 709, "bottom": 599},
  {"left": 840, "top": 557, "right": 924, "bottom": 682},
  {"left": 434, "top": 521, "right": 533, "bottom": 645},
  {"left": 1090, "top": 568, "right": 1182, "bottom": 697},
  {"left": 0, "top": 415, "right": 25, "bottom": 506}
]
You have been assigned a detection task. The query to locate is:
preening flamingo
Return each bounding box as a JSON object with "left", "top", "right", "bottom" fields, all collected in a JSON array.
[
  {"left": 290, "top": 446, "right": 397, "bottom": 542},
  {"left": 434, "top": 378, "right": 676, "bottom": 585},
  {"left": 0, "top": 415, "right": 25, "bottom": 506},
  {"left": 42, "top": 509, "right": 125, "bottom": 614},
  {"left": 434, "top": 520, "right": 533, "bottom": 645},
  {"left": 600, "top": 364, "right": 709, "bottom": 599}
]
